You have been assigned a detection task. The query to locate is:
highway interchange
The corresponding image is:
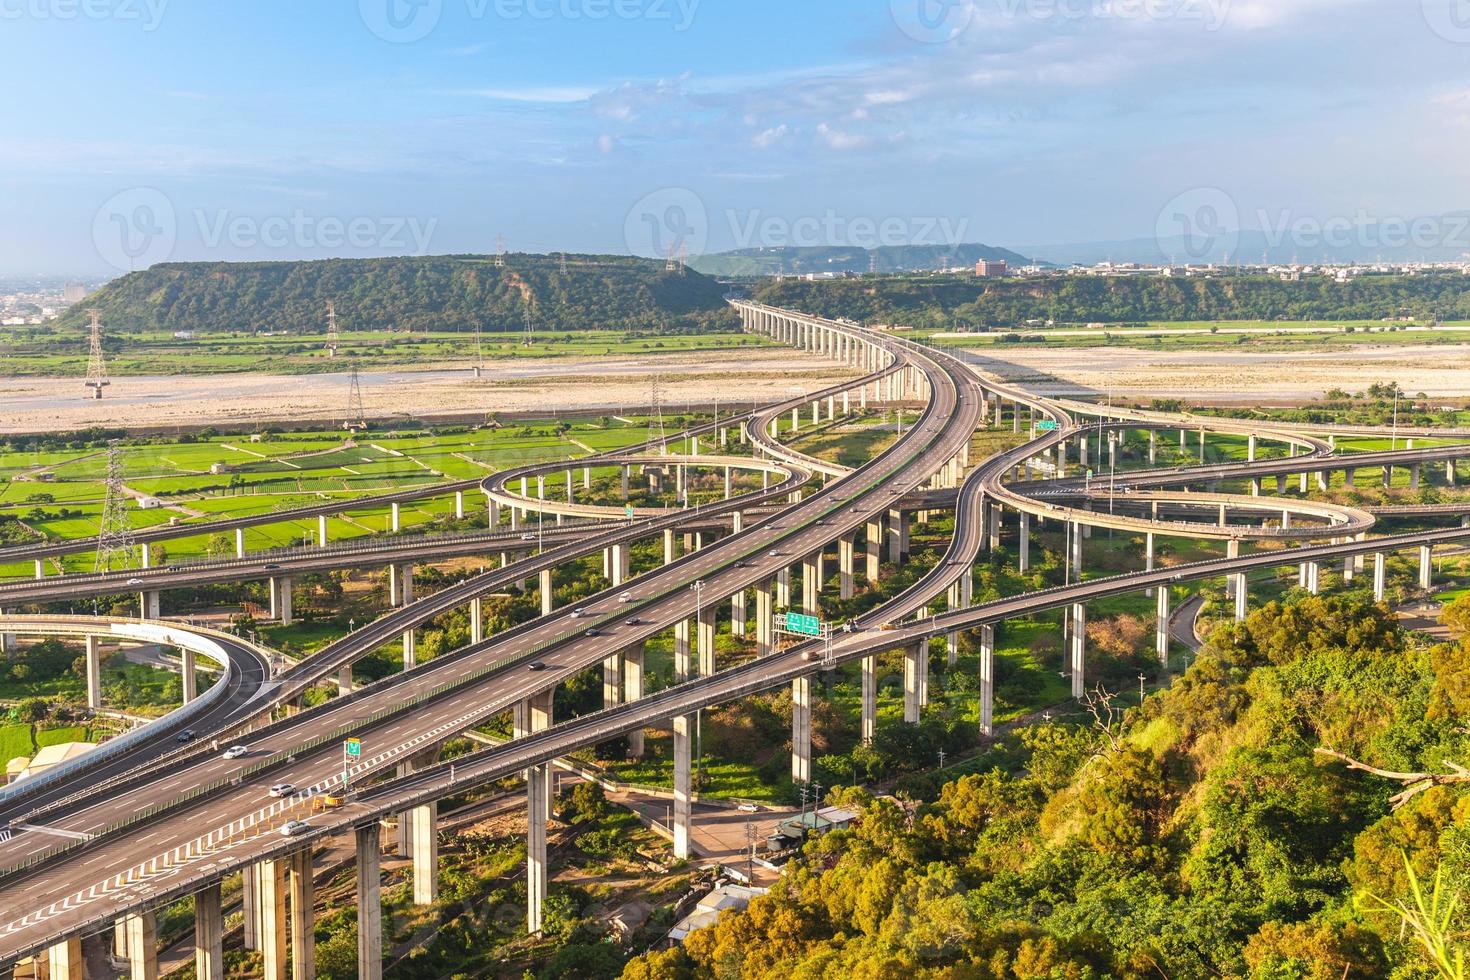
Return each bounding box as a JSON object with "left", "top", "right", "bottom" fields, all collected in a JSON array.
[{"left": 0, "top": 302, "right": 1468, "bottom": 977}]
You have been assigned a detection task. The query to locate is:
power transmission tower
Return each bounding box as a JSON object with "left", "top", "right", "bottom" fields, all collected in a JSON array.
[
  {"left": 346, "top": 366, "right": 365, "bottom": 429},
  {"left": 649, "top": 374, "right": 667, "bottom": 454},
  {"left": 84, "top": 310, "right": 109, "bottom": 399},
  {"left": 559, "top": 252, "right": 568, "bottom": 276},
  {"left": 95, "top": 441, "right": 135, "bottom": 572},
  {"left": 522, "top": 308, "right": 534, "bottom": 348},
  {"left": 666, "top": 244, "right": 678, "bottom": 273},
  {"left": 325, "top": 301, "right": 339, "bottom": 357},
  {"left": 495, "top": 235, "right": 507, "bottom": 268}
]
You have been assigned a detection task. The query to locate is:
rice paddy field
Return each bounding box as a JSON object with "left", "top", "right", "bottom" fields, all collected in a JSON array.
[{"left": 0, "top": 415, "right": 687, "bottom": 579}]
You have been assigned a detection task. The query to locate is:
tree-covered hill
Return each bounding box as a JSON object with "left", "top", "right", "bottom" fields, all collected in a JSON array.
[
  {"left": 622, "top": 593, "right": 1470, "bottom": 978},
  {"left": 752, "top": 272, "right": 1470, "bottom": 328},
  {"left": 59, "top": 254, "right": 738, "bottom": 336}
]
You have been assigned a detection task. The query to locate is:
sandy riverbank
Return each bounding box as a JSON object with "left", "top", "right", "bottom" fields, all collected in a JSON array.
[
  {"left": 0, "top": 352, "right": 858, "bottom": 435},
  {"left": 963, "top": 344, "right": 1470, "bottom": 404}
]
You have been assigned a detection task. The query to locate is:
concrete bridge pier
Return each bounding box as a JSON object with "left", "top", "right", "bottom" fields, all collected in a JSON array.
[
  {"left": 1411, "top": 463, "right": 1422, "bottom": 491},
  {"left": 45, "top": 936, "right": 82, "bottom": 980},
  {"left": 1224, "top": 540, "right": 1240, "bottom": 598},
  {"left": 1448, "top": 461, "right": 1457, "bottom": 486},
  {"left": 903, "top": 642, "right": 926, "bottom": 724},
  {"left": 86, "top": 635, "right": 102, "bottom": 709},
  {"left": 1373, "top": 553, "right": 1386, "bottom": 602},
  {"left": 978, "top": 624, "right": 995, "bottom": 737},
  {"left": 317, "top": 514, "right": 329, "bottom": 547},
  {"left": 791, "top": 676, "right": 812, "bottom": 783},
  {"left": 1233, "top": 574, "right": 1248, "bottom": 623},
  {"left": 1155, "top": 588, "right": 1170, "bottom": 666},
  {"left": 672, "top": 713, "right": 693, "bottom": 859},
  {"left": 181, "top": 646, "right": 197, "bottom": 703},
  {"left": 389, "top": 564, "right": 414, "bottom": 606},
  {"left": 1343, "top": 468, "right": 1355, "bottom": 488},
  {"left": 776, "top": 568, "right": 791, "bottom": 608},
  {"left": 138, "top": 589, "right": 161, "bottom": 620},
  {"left": 269, "top": 576, "right": 293, "bottom": 625},
  {"left": 357, "top": 825, "right": 383, "bottom": 979},
  {"left": 861, "top": 656, "right": 877, "bottom": 742},
  {"left": 755, "top": 584, "right": 773, "bottom": 656},
  {"left": 887, "top": 509, "right": 905, "bottom": 564},
  {"left": 235, "top": 527, "right": 246, "bottom": 558},
  {"left": 838, "top": 535, "right": 855, "bottom": 600},
  {"left": 1383, "top": 466, "right": 1393, "bottom": 489},
  {"left": 289, "top": 850, "right": 315, "bottom": 979},
  {"left": 621, "top": 643, "right": 645, "bottom": 757},
  {"left": 865, "top": 521, "right": 883, "bottom": 583},
  {"left": 697, "top": 606, "right": 717, "bottom": 677},
  {"left": 517, "top": 690, "right": 554, "bottom": 932},
  {"left": 1018, "top": 512, "right": 1031, "bottom": 573},
  {"left": 1302, "top": 561, "right": 1321, "bottom": 595},
  {"left": 409, "top": 804, "right": 439, "bottom": 906},
  {"left": 801, "top": 555, "right": 820, "bottom": 615},
  {"left": 1069, "top": 604, "right": 1086, "bottom": 699},
  {"left": 1420, "top": 545, "right": 1433, "bottom": 590},
  {"left": 469, "top": 596, "right": 483, "bottom": 644},
  {"left": 125, "top": 910, "right": 157, "bottom": 980},
  {"left": 1068, "top": 522, "right": 1083, "bottom": 578},
  {"left": 731, "top": 589, "right": 747, "bottom": 638},
  {"left": 1148, "top": 430, "right": 1157, "bottom": 464},
  {"left": 193, "top": 882, "right": 224, "bottom": 980},
  {"left": 540, "top": 568, "right": 554, "bottom": 616},
  {"left": 663, "top": 528, "right": 676, "bottom": 565}
]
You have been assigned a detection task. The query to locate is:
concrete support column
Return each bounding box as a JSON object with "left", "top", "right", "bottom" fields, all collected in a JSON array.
[
  {"left": 755, "top": 584, "right": 773, "bottom": 657},
  {"left": 838, "top": 535, "right": 855, "bottom": 599},
  {"left": 356, "top": 825, "right": 382, "bottom": 979},
  {"left": 46, "top": 937, "right": 82, "bottom": 980},
  {"left": 672, "top": 713, "right": 693, "bottom": 859},
  {"left": 1069, "top": 604, "right": 1086, "bottom": 699},
  {"left": 696, "top": 605, "right": 717, "bottom": 677},
  {"left": 469, "top": 596, "right": 483, "bottom": 644},
  {"left": 409, "top": 804, "right": 438, "bottom": 906},
  {"left": 539, "top": 568, "right": 554, "bottom": 616},
  {"left": 1018, "top": 512, "right": 1031, "bottom": 573},
  {"left": 887, "top": 509, "right": 904, "bottom": 564},
  {"left": 258, "top": 858, "right": 288, "bottom": 980},
  {"left": 1305, "top": 561, "right": 1322, "bottom": 595},
  {"left": 801, "top": 555, "right": 820, "bottom": 615},
  {"left": 663, "top": 528, "right": 676, "bottom": 565},
  {"left": 1374, "top": 553, "right": 1386, "bottom": 602},
  {"left": 140, "top": 590, "right": 160, "bottom": 620},
  {"left": 85, "top": 635, "right": 101, "bottom": 710},
  {"left": 180, "top": 646, "right": 196, "bottom": 703},
  {"left": 861, "top": 655, "right": 877, "bottom": 743},
  {"left": 317, "top": 514, "right": 328, "bottom": 547},
  {"left": 289, "top": 850, "right": 316, "bottom": 980},
  {"left": 978, "top": 624, "right": 995, "bottom": 737},
  {"left": 1156, "top": 588, "right": 1170, "bottom": 666},
  {"left": 731, "top": 589, "right": 746, "bottom": 638},
  {"left": 124, "top": 910, "right": 157, "bottom": 980},
  {"left": 194, "top": 882, "right": 224, "bottom": 980},
  {"left": 865, "top": 520, "right": 882, "bottom": 583},
  {"left": 270, "top": 576, "right": 293, "bottom": 626},
  {"left": 1225, "top": 540, "right": 1240, "bottom": 598},
  {"left": 674, "top": 618, "right": 692, "bottom": 681},
  {"left": 1420, "top": 545, "right": 1433, "bottom": 590},
  {"left": 791, "top": 676, "right": 812, "bottom": 783},
  {"left": 1233, "top": 574, "right": 1248, "bottom": 623},
  {"left": 776, "top": 567, "right": 791, "bottom": 608},
  {"left": 389, "top": 564, "right": 414, "bottom": 606},
  {"left": 1069, "top": 522, "right": 1083, "bottom": 578},
  {"left": 903, "top": 642, "right": 925, "bottom": 725},
  {"left": 235, "top": 527, "right": 245, "bottom": 558},
  {"left": 1411, "top": 463, "right": 1422, "bottom": 491}
]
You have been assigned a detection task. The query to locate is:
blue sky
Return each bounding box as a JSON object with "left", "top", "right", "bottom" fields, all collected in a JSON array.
[{"left": 5, "top": 0, "right": 1470, "bottom": 275}]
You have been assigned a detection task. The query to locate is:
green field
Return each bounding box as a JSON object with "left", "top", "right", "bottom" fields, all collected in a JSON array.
[{"left": 0, "top": 328, "right": 771, "bottom": 378}]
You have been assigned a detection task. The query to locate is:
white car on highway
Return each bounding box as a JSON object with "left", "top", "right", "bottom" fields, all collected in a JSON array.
[
  {"left": 222, "top": 745, "right": 249, "bottom": 760},
  {"left": 268, "top": 783, "right": 295, "bottom": 798},
  {"left": 280, "top": 819, "right": 310, "bottom": 837}
]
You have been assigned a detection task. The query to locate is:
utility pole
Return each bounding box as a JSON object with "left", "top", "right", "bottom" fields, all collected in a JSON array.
[
  {"left": 84, "top": 310, "right": 109, "bottom": 399},
  {"left": 95, "top": 440, "right": 135, "bottom": 572}
]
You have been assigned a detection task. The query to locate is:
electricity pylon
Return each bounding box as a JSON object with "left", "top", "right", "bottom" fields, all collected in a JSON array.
[
  {"left": 84, "top": 311, "right": 109, "bottom": 399},
  {"left": 95, "top": 441, "right": 135, "bottom": 572}
]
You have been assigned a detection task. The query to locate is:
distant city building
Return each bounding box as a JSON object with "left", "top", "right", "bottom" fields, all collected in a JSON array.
[
  {"left": 975, "top": 259, "right": 1009, "bottom": 277},
  {"left": 173, "top": 331, "right": 196, "bottom": 339},
  {"left": 63, "top": 284, "right": 88, "bottom": 304}
]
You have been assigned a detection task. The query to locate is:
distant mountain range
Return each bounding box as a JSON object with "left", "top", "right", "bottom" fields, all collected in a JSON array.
[
  {"left": 58, "top": 254, "right": 736, "bottom": 335},
  {"left": 689, "top": 243, "right": 1034, "bottom": 277}
]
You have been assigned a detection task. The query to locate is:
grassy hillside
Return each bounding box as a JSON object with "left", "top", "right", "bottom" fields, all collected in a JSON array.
[
  {"left": 55, "top": 254, "right": 737, "bottom": 336},
  {"left": 752, "top": 271, "right": 1470, "bottom": 328},
  {"left": 622, "top": 593, "right": 1470, "bottom": 978}
]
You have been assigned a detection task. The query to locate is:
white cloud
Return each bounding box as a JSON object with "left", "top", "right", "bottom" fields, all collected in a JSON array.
[
  {"left": 816, "top": 123, "right": 870, "bottom": 151},
  {"left": 452, "top": 86, "right": 598, "bottom": 104},
  {"left": 752, "top": 125, "right": 790, "bottom": 149}
]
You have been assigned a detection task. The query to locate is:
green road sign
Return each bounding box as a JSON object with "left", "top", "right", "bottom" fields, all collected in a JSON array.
[
  {"left": 786, "top": 613, "right": 822, "bottom": 637},
  {"left": 345, "top": 738, "right": 361, "bottom": 758},
  {"left": 1037, "top": 420, "right": 1058, "bottom": 432}
]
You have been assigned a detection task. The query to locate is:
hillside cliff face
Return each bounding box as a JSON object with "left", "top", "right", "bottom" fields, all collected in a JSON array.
[{"left": 61, "top": 254, "right": 738, "bottom": 335}]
